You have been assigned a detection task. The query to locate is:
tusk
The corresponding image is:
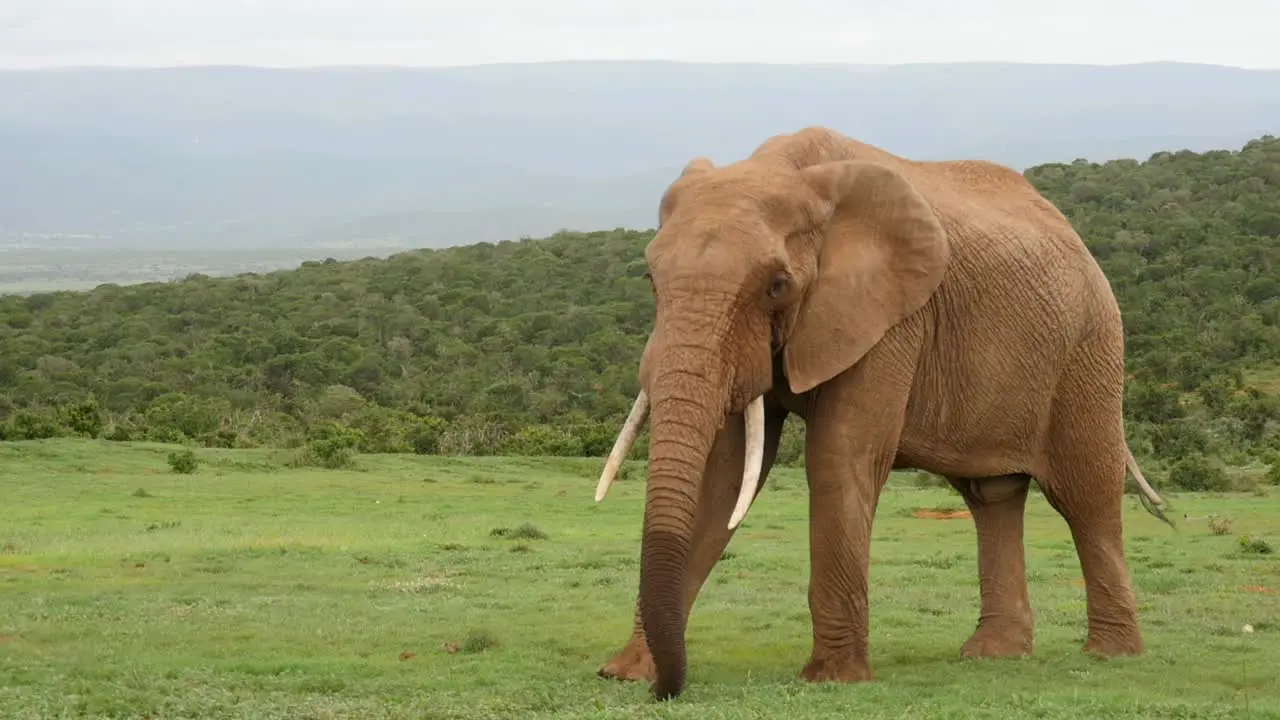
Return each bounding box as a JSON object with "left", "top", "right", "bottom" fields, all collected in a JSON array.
[
  {"left": 727, "top": 395, "right": 766, "bottom": 530},
  {"left": 594, "top": 390, "right": 649, "bottom": 502}
]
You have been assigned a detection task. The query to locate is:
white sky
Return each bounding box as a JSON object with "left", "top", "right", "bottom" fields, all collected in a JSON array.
[{"left": 2, "top": 0, "right": 1277, "bottom": 70}]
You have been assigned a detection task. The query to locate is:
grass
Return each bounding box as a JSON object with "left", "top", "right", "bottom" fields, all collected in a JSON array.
[{"left": 1, "top": 439, "right": 1277, "bottom": 719}]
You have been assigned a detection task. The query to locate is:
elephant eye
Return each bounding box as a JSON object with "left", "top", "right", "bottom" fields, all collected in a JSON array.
[{"left": 767, "top": 273, "right": 790, "bottom": 299}]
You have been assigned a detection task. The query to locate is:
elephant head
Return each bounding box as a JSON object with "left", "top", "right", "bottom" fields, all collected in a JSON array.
[{"left": 594, "top": 140, "right": 951, "bottom": 700}]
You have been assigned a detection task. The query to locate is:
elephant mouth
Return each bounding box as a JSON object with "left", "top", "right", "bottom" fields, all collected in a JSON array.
[{"left": 594, "top": 389, "right": 767, "bottom": 531}]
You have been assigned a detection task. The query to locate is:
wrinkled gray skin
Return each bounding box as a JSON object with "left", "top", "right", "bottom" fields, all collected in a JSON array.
[{"left": 592, "top": 126, "right": 1168, "bottom": 701}]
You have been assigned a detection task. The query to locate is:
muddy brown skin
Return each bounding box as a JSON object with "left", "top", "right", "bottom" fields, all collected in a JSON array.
[{"left": 593, "top": 126, "right": 1168, "bottom": 701}]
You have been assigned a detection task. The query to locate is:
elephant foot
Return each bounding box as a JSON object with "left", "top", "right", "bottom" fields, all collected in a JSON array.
[
  {"left": 960, "top": 618, "right": 1034, "bottom": 659},
  {"left": 800, "top": 649, "right": 873, "bottom": 684},
  {"left": 597, "top": 637, "right": 656, "bottom": 683},
  {"left": 1083, "top": 624, "right": 1144, "bottom": 658}
]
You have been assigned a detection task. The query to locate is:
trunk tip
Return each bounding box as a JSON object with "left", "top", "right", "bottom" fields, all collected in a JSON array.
[{"left": 650, "top": 672, "right": 686, "bottom": 701}]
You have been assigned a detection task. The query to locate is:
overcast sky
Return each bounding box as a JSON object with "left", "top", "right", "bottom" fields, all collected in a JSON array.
[{"left": 2, "top": 0, "right": 1277, "bottom": 70}]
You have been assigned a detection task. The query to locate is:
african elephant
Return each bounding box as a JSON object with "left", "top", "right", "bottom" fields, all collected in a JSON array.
[{"left": 591, "top": 126, "right": 1169, "bottom": 701}]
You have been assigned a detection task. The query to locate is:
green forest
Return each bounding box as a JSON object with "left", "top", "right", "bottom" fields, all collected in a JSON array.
[{"left": 2, "top": 136, "right": 1279, "bottom": 490}]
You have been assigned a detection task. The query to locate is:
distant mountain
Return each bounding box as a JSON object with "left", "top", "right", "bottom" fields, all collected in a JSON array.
[{"left": 2, "top": 61, "right": 1278, "bottom": 251}]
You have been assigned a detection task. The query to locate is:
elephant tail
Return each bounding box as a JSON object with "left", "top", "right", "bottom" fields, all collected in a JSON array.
[{"left": 1126, "top": 448, "right": 1175, "bottom": 529}]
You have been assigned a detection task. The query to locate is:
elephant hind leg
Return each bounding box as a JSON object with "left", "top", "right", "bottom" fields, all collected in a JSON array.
[
  {"left": 1035, "top": 369, "right": 1144, "bottom": 657},
  {"left": 947, "top": 474, "right": 1035, "bottom": 659}
]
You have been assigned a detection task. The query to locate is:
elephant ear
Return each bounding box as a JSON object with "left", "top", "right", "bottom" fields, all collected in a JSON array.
[{"left": 783, "top": 160, "right": 950, "bottom": 394}]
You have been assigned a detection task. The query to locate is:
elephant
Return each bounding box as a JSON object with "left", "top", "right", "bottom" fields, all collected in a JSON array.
[{"left": 590, "top": 126, "right": 1170, "bottom": 701}]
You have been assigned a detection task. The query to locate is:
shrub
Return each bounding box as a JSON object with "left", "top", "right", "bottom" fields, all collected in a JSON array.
[
  {"left": 348, "top": 405, "right": 412, "bottom": 454},
  {"left": 59, "top": 399, "right": 104, "bottom": 438},
  {"left": 490, "top": 523, "right": 548, "bottom": 541},
  {"left": 406, "top": 416, "right": 447, "bottom": 455},
  {"left": 198, "top": 428, "right": 239, "bottom": 449},
  {"left": 461, "top": 629, "right": 499, "bottom": 653},
  {"left": 144, "top": 425, "right": 187, "bottom": 444},
  {"left": 1166, "top": 454, "right": 1230, "bottom": 492},
  {"left": 145, "top": 392, "right": 230, "bottom": 439},
  {"left": 775, "top": 418, "right": 806, "bottom": 467},
  {"left": 1149, "top": 420, "right": 1210, "bottom": 461},
  {"left": 2, "top": 409, "right": 61, "bottom": 440},
  {"left": 1264, "top": 451, "right": 1280, "bottom": 486},
  {"left": 436, "top": 417, "right": 510, "bottom": 456},
  {"left": 103, "top": 420, "right": 136, "bottom": 442},
  {"left": 1238, "top": 535, "right": 1273, "bottom": 555},
  {"left": 167, "top": 449, "right": 199, "bottom": 474},
  {"left": 503, "top": 425, "right": 583, "bottom": 457},
  {"left": 1125, "top": 380, "right": 1185, "bottom": 424},
  {"left": 294, "top": 420, "right": 362, "bottom": 469},
  {"left": 570, "top": 421, "right": 622, "bottom": 457}
]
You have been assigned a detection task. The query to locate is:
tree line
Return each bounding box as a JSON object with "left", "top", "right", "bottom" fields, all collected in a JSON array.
[{"left": 2, "top": 136, "right": 1279, "bottom": 490}]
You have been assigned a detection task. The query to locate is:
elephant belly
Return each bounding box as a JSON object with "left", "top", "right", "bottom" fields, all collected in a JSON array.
[{"left": 893, "top": 421, "right": 1041, "bottom": 480}]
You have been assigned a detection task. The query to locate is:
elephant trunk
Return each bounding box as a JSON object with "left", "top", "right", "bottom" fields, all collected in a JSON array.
[{"left": 638, "top": 362, "right": 725, "bottom": 701}]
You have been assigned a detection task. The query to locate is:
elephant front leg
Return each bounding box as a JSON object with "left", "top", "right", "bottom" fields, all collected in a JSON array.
[
  {"left": 799, "top": 448, "right": 891, "bottom": 684},
  {"left": 797, "top": 335, "right": 917, "bottom": 686},
  {"left": 597, "top": 409, "right": 786, "bottom": 682}
]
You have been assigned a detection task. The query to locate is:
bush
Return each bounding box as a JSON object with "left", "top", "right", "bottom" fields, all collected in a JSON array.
[
  {"left": 571, "top": 421, "right": 623, "bottom": 458},
  {"left": 198, "top": 428, "right": 239, "bottom": 449},
  {"left": 490, "top": 523, "right": 549, "bottom": 540},
  {"left": 167, "top": 449, "right": 199, "bottom": 474},
  {"left": 294, "top": 420, "right": 362, "bottom": 469},
  {"left": 1227, "top": 387, "right": 1280, "bottom": 444},
  {"left": 1265, "top": 459, "right": 1280, "bottom": 486},
  {"left": 460, "top": 629, "right": 499, "bottom": 654},
  {"left": 145, "top": 392, "right": 230, "bottom": 439},
  {"left": 436, "top": 417, "right": 510, "bottom": 456},
  {"left": 406, "top": 416, "right": 447, "bottom": 455},
  {"left": 503, "top": 424, "right": 583, "bottom": 457},
  {"left": 775, "top": 418, "right": 806, "bottom": 467},
  {"left": 1166, "top": 454, "right": 1230, "bottom": 491},
  {"left": 2, "top": 409, "right": 61, "bottom": 440},
  {"left": 1149, "top": 420, "right": 1210, "bottom": 460},
  {"left": 59, "top": 398, "right": 104, "bottom": 438},
  {"left": 1238, "top": 535, "right": 1273, "bottom": 555},
  {"left": 144, "top": 425, "right": 186, "bottom": 444},
  {"left": 103, "top": 417, "right": 137, "bottom": 442},
  {"left": 1125, "top": 380, "right": 1185, "bottom": 424},
  {"left": 347, "top": 405, "right": 413, "bottom": 454}
]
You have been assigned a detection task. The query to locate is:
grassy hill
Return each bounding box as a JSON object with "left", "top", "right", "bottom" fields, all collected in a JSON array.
[{"left": 2, "top": 136, "right": 1279, "bottom": 490}]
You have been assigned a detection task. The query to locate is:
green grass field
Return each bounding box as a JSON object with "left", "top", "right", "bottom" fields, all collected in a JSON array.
[{"left": 2, "top": 440, "right": 1277, "bottom": 719}]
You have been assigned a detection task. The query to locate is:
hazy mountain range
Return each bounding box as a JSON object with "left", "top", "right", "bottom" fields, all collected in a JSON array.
[{"left": 2, "top": 60, "right": 1278, "bottom": 266}]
